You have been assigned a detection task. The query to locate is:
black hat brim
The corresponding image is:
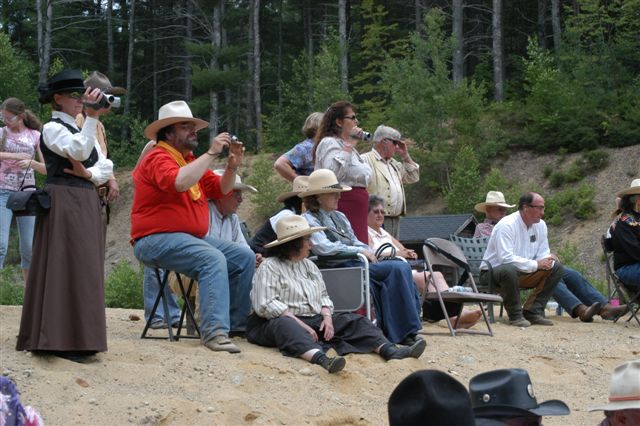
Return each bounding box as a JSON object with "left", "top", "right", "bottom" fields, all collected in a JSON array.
[{"left": 474, "top": 399, "right": 570, "bottom": 418}]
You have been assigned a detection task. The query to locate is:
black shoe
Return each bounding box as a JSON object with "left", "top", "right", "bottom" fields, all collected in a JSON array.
[
  {"left": 400, "top": 334, "right": 421, "bottom": 346},
  {"left": 523, "top": 310, "right": 554, "bottom": 326},
  {"left": 312, "top": 352, "right": 346, "bottom": 374},
  {"left": 380, "top": 339, "right": 427, "bottom": 360}
]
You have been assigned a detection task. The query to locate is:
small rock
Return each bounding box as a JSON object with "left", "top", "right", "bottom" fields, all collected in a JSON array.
[
  {"left": 207, "top": 406, "right": 215, "bottom": 413},
  {"left": 299, "top": 368, "right": 314, "bottom": 376},
  {"left": 88, "top": 398, "right": 97, "bottom": 405},
  {"left": 76, "top": 378, "right": 90, "bottom": 388},
  {"left": 129, "top": 314, "right": 141, "bottom": 321}
]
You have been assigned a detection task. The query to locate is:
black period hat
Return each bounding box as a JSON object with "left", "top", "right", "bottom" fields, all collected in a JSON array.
[{"left": 38, "top": 69, "right": 86, "bottom": 104}]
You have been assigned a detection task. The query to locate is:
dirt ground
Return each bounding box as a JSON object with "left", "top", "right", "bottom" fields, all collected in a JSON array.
[{"left": 1, "top": 305, "right": 639, "bottom": 426}]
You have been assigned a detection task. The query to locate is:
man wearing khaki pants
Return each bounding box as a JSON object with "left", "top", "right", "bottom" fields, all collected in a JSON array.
[{"left": 480, "top": 192, "right": 564, "bottom": 327}]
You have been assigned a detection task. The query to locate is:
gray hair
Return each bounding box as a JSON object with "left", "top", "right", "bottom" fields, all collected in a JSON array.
[
  {"left": 368, "top": 194, "right": 385, "bottom": 212},
  {"left": 302, "top": 112, "right": 324, "bottom": 138},
  {"left": 372, "top": 125, "right": 401, "bottom": 144}
]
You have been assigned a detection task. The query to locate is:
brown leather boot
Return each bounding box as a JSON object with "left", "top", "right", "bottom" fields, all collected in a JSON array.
[
  {"left": 572, "top": 302, "right": 602, "bottom": 322},
  {"left": 599, "top": 303, "right": 628, "bottom": 320}
]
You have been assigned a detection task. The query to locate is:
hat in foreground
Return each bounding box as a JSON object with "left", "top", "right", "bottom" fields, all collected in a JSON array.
[
  {"left": 213, "top": 170, "right": 257, "bottom": 193},
  {"left": 388, "top": 370, "right": 506, "bottom": 426},
  {"left": 298, "top": 169, "right": 351, "bottom": 198},
  {"left": 264, "top": 215, "right": 325, "bottom": 248},
  {"left": 469, "top": 368, "right": 570, "bottom": 418},
  {"left": 474, "top": 191, "right": 516, "bottom": 213},
  {"left": 144, "top": 100, "right": 208, "bottom": 140},
  {"left": 589, "top": 359, "right": 640, "bottom": 412},
  {"left": 38, "top": 69, "right": 86, "bottom": 104},
  {"left": 615, "top": 178, "right": 640, "bottom": 197}
]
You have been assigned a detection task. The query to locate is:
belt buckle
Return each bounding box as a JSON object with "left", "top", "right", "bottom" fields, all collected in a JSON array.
[{"left": 97, "top": 186, "right": 108, "bottom": 197}]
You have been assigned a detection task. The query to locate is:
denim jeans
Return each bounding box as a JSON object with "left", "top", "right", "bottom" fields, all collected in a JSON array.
[
  {"left": 0, "top": 190, "right": 35, "bottom": 269},
  {"left": 616, "top": 263, "right": 640, "bottom": 289},
  {"left": 133, "top": 232, "right": 254, "bottom": 342},
  {"left": 552, "top": 266, "right": 607, "bottom": 315},
  {"left": 142, "top": 266, "right": 181, "bottom": 324}
]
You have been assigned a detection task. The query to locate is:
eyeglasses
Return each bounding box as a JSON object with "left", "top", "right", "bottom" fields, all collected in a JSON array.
[
  {"left": 385, "top": 138, "right": 401, "bottom": 146},
  {"left": 528, "top": 205, "right": 546, "bottom": 211},
  {"left": 342, "top": 114, "right": 357, "bottom": 121},
  {"left": 64, "top": 91, "right": 84, "bottom": 100},
  {"left": 371, "top": 209, "right": 385, "bottom": 215}
]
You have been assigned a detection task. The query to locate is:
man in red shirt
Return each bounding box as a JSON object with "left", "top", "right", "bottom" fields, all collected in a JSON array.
[{"left": 131, "top": 101, "right": 254, "bottom": 353}]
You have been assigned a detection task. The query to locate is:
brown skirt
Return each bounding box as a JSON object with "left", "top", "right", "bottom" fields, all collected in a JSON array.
[{"left": 16, "top": 183, "right": 107, "bottom": 352}]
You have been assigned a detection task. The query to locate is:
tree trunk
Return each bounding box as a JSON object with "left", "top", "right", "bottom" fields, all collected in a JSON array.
[
  {"left": 276, "top": 0, "right": 283, "bottom": 109},
  {"left": 106, "top": 0, "right": 114, "bottom": 76},
  {"left": 492, "top": 0, "right": 504, "bottom": 102},
  {"left": 538, "top": 0, "right": 547, "bottom": 48},
  {"left": 452, "top": 0, "right": 464, "bottom": 87},
  {"left": 304, "top": 0, "right": 313, "bottom": 76},
  {"left": 338, "top": 0, "right": 348, "bottom": 93},
  {"left": 184, "top": 0, "right": 193, "bottom": 101},
  {"left": 572, "top": 0, "right": 580, "bottom": 15},
  {"left": 37, "top": 0, "right": 52, "bottom": 85},
  {"left": 221, "top": 1, "right": 232, "bottom": 130},
  {"left": 246, "top": 2, "right": 255, "bottom": 142},
  {"left": 210, "top": 0, "right": 221, "bottom": 138},
  {"left": 252, "top": 0, "right": 263, "bottom": 152},
  {"left": 122, "top": 0, "right": 135, "bottom": 142},
  {"left": 551, "top": 0, "right": 561, "bottom": 51},
  {"left": 152, "top": 0, "right": 158, "bottom": 115}
]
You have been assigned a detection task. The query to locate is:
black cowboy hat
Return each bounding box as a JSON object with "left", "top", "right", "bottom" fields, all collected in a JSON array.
[
  {"left": 389, "top": 370, "right": 506, "bottom": 426},
  {"left": 38, "top": 69, "right": 86, "bottom": 104},
  {"left": 469, "top": 368, "right": 570, "bottom": 419}
]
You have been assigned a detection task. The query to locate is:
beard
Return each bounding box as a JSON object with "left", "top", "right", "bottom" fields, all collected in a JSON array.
[{"left": 183, "top": 137, "right": 198, "bottom": 151}]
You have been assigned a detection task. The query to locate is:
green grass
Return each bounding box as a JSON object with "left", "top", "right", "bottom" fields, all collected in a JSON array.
[{"left": 0, "top": 265, "right": 24, "bottom": 305}]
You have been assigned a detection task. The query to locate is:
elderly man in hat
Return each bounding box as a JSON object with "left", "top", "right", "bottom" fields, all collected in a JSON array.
[
  {"left": 131, "top": 100, "right": 255, "bottom": 353},
  {"left": 469, "top": 368, "right": 570, "bottom": 425},
  {"left": 475, "top": 191, "right": 626, "bottom": 323},
  {"left": 362, "top": 125, "right": 419, "bottom": 239},
  {"left": 480, "top": 192, "right": 564, "bottom": 327},
  {"left": 590, "top": 359, "right": 640, "bottom": 426}
]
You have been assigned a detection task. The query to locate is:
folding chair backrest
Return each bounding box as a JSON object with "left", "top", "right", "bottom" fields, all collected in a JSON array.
[
  {"left": 449, "top": 235, "right": 489, "bottom": 281},
  {"left": 321, "top": 266, "right": 364, "bottom": 312},
  {"left": 423, "top": 238, "right": 469, "bottom": 270}
]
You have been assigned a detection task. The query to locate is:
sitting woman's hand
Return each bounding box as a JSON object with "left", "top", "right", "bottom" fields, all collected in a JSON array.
[
  {"left": 399, "top": 248, "right": 417, "bottom": 260},
  {"left": 319, "top": 315, "right": 334, "bottom": 341},
  {"left": 363, "top": 250, "right": 378, "bottom": 264}
]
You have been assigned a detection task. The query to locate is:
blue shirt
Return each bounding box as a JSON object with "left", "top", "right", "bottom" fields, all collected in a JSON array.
[{"left": 283, "top": 138, "right": 314, "bottom": 176}]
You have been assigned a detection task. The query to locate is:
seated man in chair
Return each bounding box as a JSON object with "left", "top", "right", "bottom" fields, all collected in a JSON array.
[{"left": 131, "top": 100, "right": 254, "bottom": 353}]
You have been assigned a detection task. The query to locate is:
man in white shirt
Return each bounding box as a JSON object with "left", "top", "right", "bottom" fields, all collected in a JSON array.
[
  {"left": 480, "top": 192, "right": 564, "bottom": 327},
  {"left": 362, "top": 125, "right": 420, "bottom": 238}
]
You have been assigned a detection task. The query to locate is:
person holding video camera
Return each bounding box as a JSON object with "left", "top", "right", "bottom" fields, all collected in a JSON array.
[{"left": 16, "top": 69, "right": 113, "bottom": 361}]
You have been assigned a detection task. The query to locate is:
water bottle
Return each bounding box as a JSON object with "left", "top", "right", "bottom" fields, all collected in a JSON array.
[{"left": 450, "top": 286, "right": 468, "bottom": 293}]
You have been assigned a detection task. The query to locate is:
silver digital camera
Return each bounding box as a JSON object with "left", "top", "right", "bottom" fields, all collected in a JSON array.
[{"left": 85, "top": 92, "right": 121, "bottom": 110}]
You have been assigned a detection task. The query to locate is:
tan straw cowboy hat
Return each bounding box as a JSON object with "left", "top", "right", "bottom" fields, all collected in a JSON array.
[
  {"left": 144, "top": 100, "right": 208, "bottom": 140},
  {"left": 276, "top": 175, "right": 309, "bottom": 202},
  {"left": 298, "top": 169, "right": 352, "bottom": 198},
  {"left": 616, "top": 178, "right": 640, "bottom": 197},
  {"left": 474, "top": 191, "right": 516, "bottom": 213},
  {"left": 264, "top": 215, "right": 325, "bottom": 248},
  {"left": 589, "top": 359, "right": 640, "bottom": 412},
  {"left": 213, "top": 170, "right": 257, "bottom": 193}
]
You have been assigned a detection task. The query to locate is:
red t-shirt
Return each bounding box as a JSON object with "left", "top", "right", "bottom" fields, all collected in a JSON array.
[{"left": 130, "top": 148, "right": 226, "bottom": 240}]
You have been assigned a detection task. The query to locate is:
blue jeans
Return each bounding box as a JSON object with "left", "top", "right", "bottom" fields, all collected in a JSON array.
[
  {"left": 553, "top": 267, "right": 607, "bottom": 315},
  {"left": 142, "top": 266, "right": 181, "bottom": 324},
  {"left": 617, "top": 263, "right": 640, "bottom": 289},
  {"left": 0, "top": 190, "right": 35, "bottom": 269},
  {"left": 133, "top": 232, "right": 254, "bottom": 342}
]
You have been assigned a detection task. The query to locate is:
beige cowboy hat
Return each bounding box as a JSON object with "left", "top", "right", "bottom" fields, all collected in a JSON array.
[
  {"left": 213, "top": 170, "right": 257, "bottom": 193},
  {"left": 276, "top": 175, "right": 309, "bottom": 202},
  {"left": 616, "top": 178, "right": 640, "bottom": 197},
  {"left": 84, "top": 71, "right": 126, "bottom": 95},
  {"left": 144, "top": 100, "right": 209, "bottom": 140},
  {"left": 589, "top": 359, "right": 640, "bottom": 412},
  {"left": 475, "top": 191, "right": 516, "bottom": 213},
  {"left": 298, "top": 169, "right": 352, "bottom": 198},
  {"left": 264, "top": 215, "right": 326, "bottom": 248}
]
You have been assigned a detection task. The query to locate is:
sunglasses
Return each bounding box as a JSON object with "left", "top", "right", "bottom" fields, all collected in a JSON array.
[
  {"left": 63, "top": 91, "right": 84, "bottom": 100},
  {"left": 385, "top": 138, "right": 401, "bottom": 146},
  {"left": 342, "top": 114, "right": 357, "bottom": 120}
]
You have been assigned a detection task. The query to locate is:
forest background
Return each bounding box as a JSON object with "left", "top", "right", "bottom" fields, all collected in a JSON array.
[{"left": 0, "top": 0, "right": 639, "bottom": 304}]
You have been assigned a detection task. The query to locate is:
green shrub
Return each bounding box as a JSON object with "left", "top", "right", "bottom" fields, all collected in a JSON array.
[
  {"left": 557, "top": 244, "right": 606, "bottom": 295},
  {"left": 582, "top": 149, "right": 610, "bottom": 171},
  {"left": 544, "top": 184, "right": 597, "bottom": 226},
  {"left": 444, "top": 145, "right": 481, "bottom": 214},
  {"left": 0, "top": 266, "right": 24, "bottom": 305},
  {"left": 104, "top": 261, "right": 144, "bottom": 309},
  {"left": 245, "top": 155, "right": 289, "bottom": 220}
]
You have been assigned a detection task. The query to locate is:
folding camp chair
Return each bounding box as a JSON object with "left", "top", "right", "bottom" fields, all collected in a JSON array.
[
  {"left": 312, "top": 252, "right": 372, "bottom": 320},
  {"left": 421, "top": 238, "right": 503, "bottom": 336},
  {"left": 601, "top": 235, "right": 640, "bottom": 326},
  {"left": 141, "top": 268, "right": 201, "bottom": 340}
]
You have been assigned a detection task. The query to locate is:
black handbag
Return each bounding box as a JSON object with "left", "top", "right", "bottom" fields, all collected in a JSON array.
[{"left": 6, "top": 185, "right": 51, "bottom": 216}]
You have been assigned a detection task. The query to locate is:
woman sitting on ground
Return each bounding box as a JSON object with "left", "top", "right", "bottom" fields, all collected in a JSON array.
[
  {"left": 301, "top": 169, "right": 423, "bottom": 345},
  {"left": 247, "top": 215, "right": 426, "bottom": 374},
  {"left": 367, "top": 195, "right": 481, "bottom": 329},
  {"left": 609, "top": 179, "right": 640, "bottom": 289}
]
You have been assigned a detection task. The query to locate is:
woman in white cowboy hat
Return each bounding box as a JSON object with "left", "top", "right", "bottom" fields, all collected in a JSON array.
[
  {"left": 301, "top": 169, "right": 424, "bottom": 346},
  {"left": 608, "top": 179, "right": 640, "bottom": 289},
  {"left": 247, "top": 215, "right": 426, "bottom": 374},
  {"left": 473, "top": 191, "right": 515, "bottom": 238},
  {"left": 16, "top": 69, "right": 113, "bottom": 361}
]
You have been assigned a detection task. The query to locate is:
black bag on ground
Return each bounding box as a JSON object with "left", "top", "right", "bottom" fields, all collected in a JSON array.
[{"left": 6, "top": 185, "right": 51, "bottom": 216}]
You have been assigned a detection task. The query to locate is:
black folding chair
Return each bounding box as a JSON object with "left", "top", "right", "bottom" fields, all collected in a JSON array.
[{"left": 601, "top": 235, "right": 640, "bottom": 326}]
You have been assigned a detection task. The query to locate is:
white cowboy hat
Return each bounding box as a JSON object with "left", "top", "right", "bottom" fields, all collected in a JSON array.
[
  {"left": 298, "top": 169, "right": 352, "bottom": 198},
  {"left": 144, "top": 100, "right": 209, "bottom": 140},
  {"left": 213, "top": 170, "right": 257, "bottom": 193},
  {"left": 276, "top": 175, "right": 309, "bottom": 202},
  {"left": 616, "top": 178, "right": 640, "bottom": 197},
  {"left": 474, "top": 191, "right": 516, "bottom": 213},
  {"left": 264, "top": 215, "right": 325, "bottom": 248},
  {"left": 589, "top": 359, "right": 640, "bottom": 412}
]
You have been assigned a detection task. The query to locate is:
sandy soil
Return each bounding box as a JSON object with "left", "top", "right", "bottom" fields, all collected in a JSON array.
[{"left": 1, "top": 305, "right": 638, "bottom": 426}]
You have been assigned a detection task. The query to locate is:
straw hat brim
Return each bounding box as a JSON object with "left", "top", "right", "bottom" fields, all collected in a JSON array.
[
  {"left": 276, "top": 190, "right": 302, "bottom": 203},
  {"left": 299, "top": 185, "right": 352, "bottom": 198},
  {"left": 474, "top": 201, "right": 516, "bottom": 213},
  {"left": 144, "top": 117, "right": 209, "bottom": 140},
  {"left": 264, "top": 226, "right": 326, "bottom": 248},
  {"left": 616, "top": 186, "right": 640, "bottom": 197}
]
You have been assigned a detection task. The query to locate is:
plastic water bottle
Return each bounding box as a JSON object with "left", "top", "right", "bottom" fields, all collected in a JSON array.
[{"left": 450, "top": 286, "right": 470, "bottom": 293}]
